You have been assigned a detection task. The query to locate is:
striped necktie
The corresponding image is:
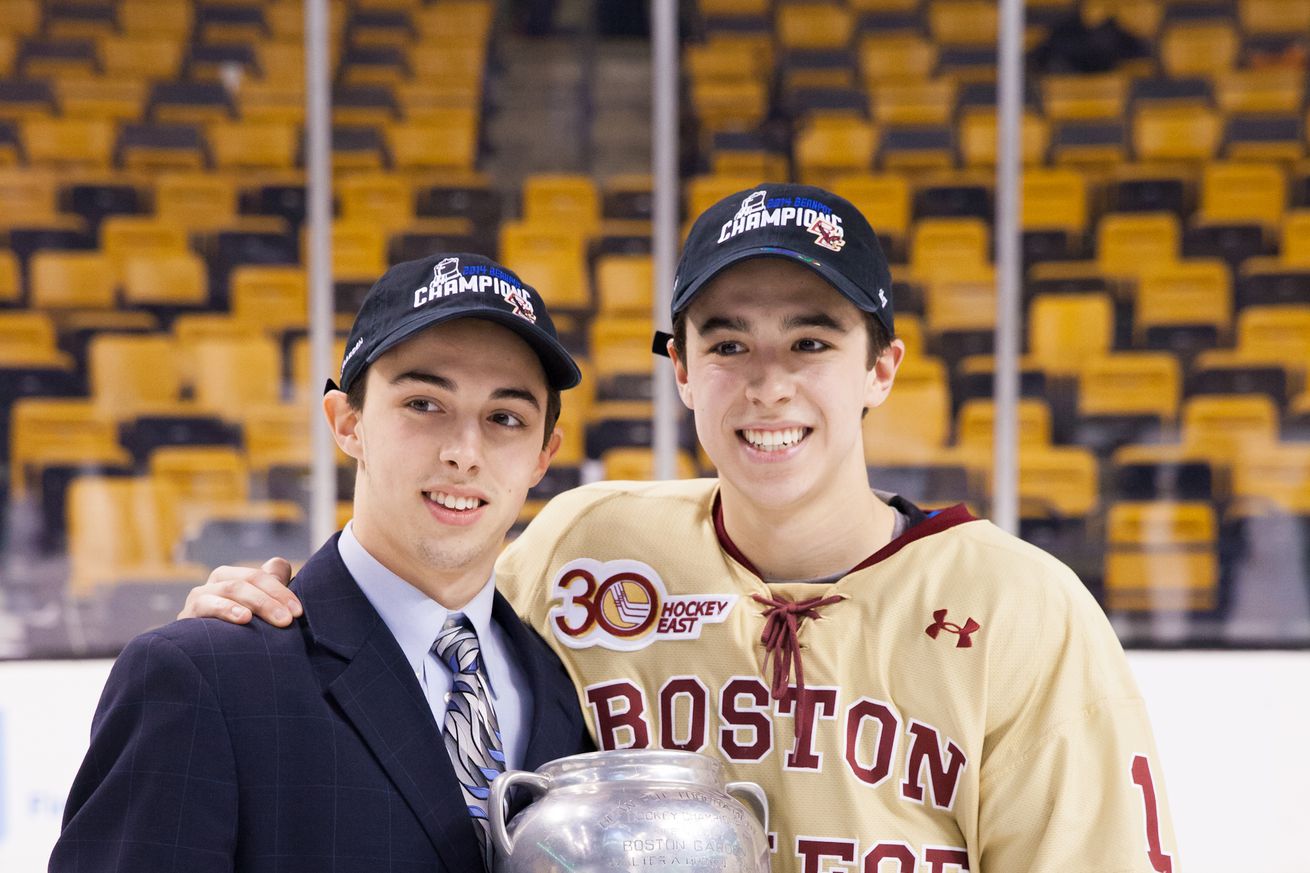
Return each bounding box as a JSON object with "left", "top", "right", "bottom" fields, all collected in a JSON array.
[{"left": 432, "top": 615, "right": 505, "bottom": 869}]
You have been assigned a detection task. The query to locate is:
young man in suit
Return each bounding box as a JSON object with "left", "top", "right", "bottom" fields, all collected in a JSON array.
[{"left": 51, "top": 253, "right": 593, "bottom": 873}]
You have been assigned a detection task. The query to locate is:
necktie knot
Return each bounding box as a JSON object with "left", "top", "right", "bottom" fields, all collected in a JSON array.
[{"left": 434, "top": 615, "right": 483, "bottom": 676}]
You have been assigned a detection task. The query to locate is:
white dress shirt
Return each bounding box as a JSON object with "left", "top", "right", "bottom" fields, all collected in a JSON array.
[{"left": 337, "top": 522, "right": 533, "bottom": 770}]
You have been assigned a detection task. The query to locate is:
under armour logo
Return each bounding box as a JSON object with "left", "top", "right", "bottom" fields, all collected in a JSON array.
[{"left": 925, "top": 609, "right": 981, "bottom": 648}]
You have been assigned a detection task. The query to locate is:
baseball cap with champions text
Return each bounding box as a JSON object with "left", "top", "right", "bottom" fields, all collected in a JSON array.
[
  {"left": 655, "top": 183, "right": 894, "bottom": 355},
  {"left": 328, "top": 252, "right": 581, "bottom": 394}
]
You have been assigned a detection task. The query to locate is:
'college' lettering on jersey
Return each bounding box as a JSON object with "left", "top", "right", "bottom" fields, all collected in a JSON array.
[{"left": 548, "top": 558, "right": 737, "bottom": 651}]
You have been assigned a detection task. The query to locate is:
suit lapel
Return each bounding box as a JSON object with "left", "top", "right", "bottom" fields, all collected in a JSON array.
[
  {"left": 492, "top": 591, "right": 583, "bottom": 768},
  {"left": 296, "top": 537, "right": 484, "bottom": 873}
]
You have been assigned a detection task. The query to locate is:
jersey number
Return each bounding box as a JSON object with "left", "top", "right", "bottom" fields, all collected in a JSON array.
[{"left": 1131, "top": 754, "right": 1173, "bottom": 873}]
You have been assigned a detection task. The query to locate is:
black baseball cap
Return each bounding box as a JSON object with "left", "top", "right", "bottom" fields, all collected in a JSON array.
[
  {"left": 668, "top": 182, "right": 893, "bottom": 335},
  {"left": 329, "top": 252, "right": 581, "bottom": 394}
]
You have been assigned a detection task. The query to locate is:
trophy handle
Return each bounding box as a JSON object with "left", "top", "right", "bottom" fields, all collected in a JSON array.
[
  {"left": 725, "top": 781, "right": 769, "bottom": 835},
  {"left": 490, "top": 769, "right": 550, "bottom": 859}
]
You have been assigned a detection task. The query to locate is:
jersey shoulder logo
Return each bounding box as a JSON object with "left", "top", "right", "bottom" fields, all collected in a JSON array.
[
  {"left": 924, "top": 609, "right": 981, "bottom": 648},
  {"left": 548, "top": 558, "right": 737, "bottom": 651}
]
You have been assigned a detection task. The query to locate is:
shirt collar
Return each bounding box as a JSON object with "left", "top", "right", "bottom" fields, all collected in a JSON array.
[{"left": 337, "top": 521, "right": 498, "bottom": 675}]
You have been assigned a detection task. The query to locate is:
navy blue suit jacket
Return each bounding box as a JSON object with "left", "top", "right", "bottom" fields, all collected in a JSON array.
[{"left": 51, "top": 534, "right": 592, "bottom": 872}]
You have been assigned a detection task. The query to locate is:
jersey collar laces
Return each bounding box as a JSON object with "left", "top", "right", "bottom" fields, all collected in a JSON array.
[{"left": 751, "top": 592, "right": 845, "bottom": 706}]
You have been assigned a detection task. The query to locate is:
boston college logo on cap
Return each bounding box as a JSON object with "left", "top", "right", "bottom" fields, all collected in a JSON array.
[{"left": 808, "top": 215, "right": 846, "bottom": 251}]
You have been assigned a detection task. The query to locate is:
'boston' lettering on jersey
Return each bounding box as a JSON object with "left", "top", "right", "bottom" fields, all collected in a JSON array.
[{"left": 717, "top": 190, "right": 845, "bottom": 245}]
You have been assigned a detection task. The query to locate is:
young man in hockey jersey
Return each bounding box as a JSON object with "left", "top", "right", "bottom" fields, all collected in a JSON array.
[{"left": 179, "top": 185, "right": 1179, "bottom": 871}]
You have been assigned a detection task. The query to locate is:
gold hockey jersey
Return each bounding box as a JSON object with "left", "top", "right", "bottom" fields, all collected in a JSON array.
[{"left": 497, "top": 479, "right": 1179, "bottom": 872}]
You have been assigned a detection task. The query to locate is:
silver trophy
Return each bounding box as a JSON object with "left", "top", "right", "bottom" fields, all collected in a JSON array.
[{"left": 490, "top": 749, "right": 771, "bottom": 872}]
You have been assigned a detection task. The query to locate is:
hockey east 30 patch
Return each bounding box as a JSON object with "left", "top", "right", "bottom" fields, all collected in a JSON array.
[{"left": 547, "top": 558, "right": 737, "bottom": 651}]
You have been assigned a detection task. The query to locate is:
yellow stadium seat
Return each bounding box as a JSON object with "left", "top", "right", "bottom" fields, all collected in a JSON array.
[
  {"left": 55, "top": 78, "right": 148, "bottom": 121},
  {"left": 1018, "top": 444, "right": 1100, "bottom": 518},
  {"left": 523, "top": 174, "right": 602, "bottom": 239},
  {"left": 1183, "top": 394, "right": 1280, "bottom": 460},
  {"left": 872, "top": 79, "right": 956, "bottom": 126},
  {"left": 957, "top": 397, "right": 1052, "bottom": 447},
  {"left": 795, "top": 117, "right": 878, "bottom": 186},
  {"left": 859, "top": 33, "right": 937, "bottom": 86},
  {"left": 684, "top": 37, "right": 769, "bottom": 85},
  {"left": 101, "top": 216, "right": 190, "bottom": 268},
  {"left": 1022, "top": 166, "right": 1088, "bottom": 236},
  {"left": 150, "top": 444, "right": 250, "bottom": 508},
  {"left": 120, "top": 0, "right": 193, "bottom": 38},
  {"left": 499, "top": 222, "right": 591, "bottom": 309},
  {"left": 1279, "top": 210, "right": 1310, "bottom": 266},
  {"left": 959, "top": 109, "right": 1049, "bottom": 167},
  {"left": 1197, "top": 162, "right": 1286, "bottom": 230},
  {"left": 388, "top": 114, "right": 478, "bottom": 170},
  {"left": 1238, "top": 0, "right": 1310, "bottom": 36},
  {"left": 831, "top": 173, "right": 911, "bottom": 245},
  {"left": 1232, "top": 442, "right": 1310, "bottom": 510},
  {"left": 910, "top": 217, "right": 990, "bottom": 283},
  {"left": 0, "top": 311, "right": 69, "bottom": 367},
  {"left": 1217, "top": 68, "right": 1305, "bottom": 115},
  {"left": 924, "top": 272, "right": 998, "bottom": 337},
  {"left": 67, "top": 475, "right": 192, "bottom": 595},
  {"left": 601, "top": 447, "right": 698, "bottom": 482},
  {"left": 1041, "top": 73, "right": 1127, "bottom": 121},
  {"left": 892, "top": 313, "right": 924, "bottom": 357},
  {"left": 337, "top": 174, "right": 415, "bottom": 233},
  {"left": 862, "top": 355, "right": 951, "bottom": 460},
  {"left": 0, "top": 248, "right": 18, "bottom": 304},
  {"left": 1078, "top": 352, "right": 1182, "bottom": 425},
  {"left": 121, "top": 252, "right": 209, "bottom": 307},
  {"left": 238, "top": 81, "right": 306, "bottom": 125},
  {"left": 1236, "top": 305, "right": 1310, "bottom": 365},
  {"left": 0, "top": 0, "right": 40, "bottom": 37},
  {"left": 244, "top": 403, "right": 314, "bottom": 471},
  {"left": 0, "top": 167, "right": 60, "bottom": 227},
  {"left": 776, "top": 3, "right": 854, "bottom": 50},
  {"left": 1134, "top": 259, "right": 1232, "bottom": 344},
  {"left": 1028, "top": 292, "right": 1114, "bottom": 376},
  {"left": 1133, "top": 106, "right": 1221, "bottom": 162},
  {"left": 413, "top": 0, "right": 493, "bottom": 41},
  {"left": 88, "top": 333, "right": 185, "bottom": 419},
  {"left": 590, "top": 316, "right": 655, "bottom": 389},
  {"left": 29, "top": 251, "right": 117, "bottom": 309},
  {"left": 595, "top": 254, "right": 653, "bottom": 318},
  {"left": 101, "top": 34, "right": 183, "bottom": 80},
  {"left": 0, "top": 36, "right": 12, "bottom": 78},
  {"left": 326, "top": 222, "right": 388, "bottom": 282},
  {"left": 699, "top": 0, "right": 770, "bottom": 15},
  {"left": 690, "top": 79, "right": 769, "bottom": 136},
  {"left": 231, "top": 265, "right": 309, "bottom": 332},
  {"left": 1106, "top": 501, "right": 1217, "bottom": 611},
  {"left": 208, "top": 120, "right": 297, "bottom": 169},
  {"left": 22, "top": 117, "right": 114, "bottom": 168},
  {"left": 1160, "top": 22, "right": 1239, "bottom": 78},
  {"left": 1097, "top": 212, "right": 1180, "bottom": 278},
  {"left": 7, "top": 398, "right": 128, "bottom": 500},
  {"left": 191, "top": 336, "right": 284, "bottom": 415},
  {"left": 928, "top": 0, "right": 998, "bottom": 46},
  {"left": 154, "top": 172, "right": 240, "bottom": 232}
]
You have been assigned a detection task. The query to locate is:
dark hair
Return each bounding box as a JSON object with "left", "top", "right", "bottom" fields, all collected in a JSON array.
[
  {"left": 671, "top": 308, "right": 893, "bottom": 368},
  {"left": 345, "top": 367, "right": 562, "bottom": 449}
]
